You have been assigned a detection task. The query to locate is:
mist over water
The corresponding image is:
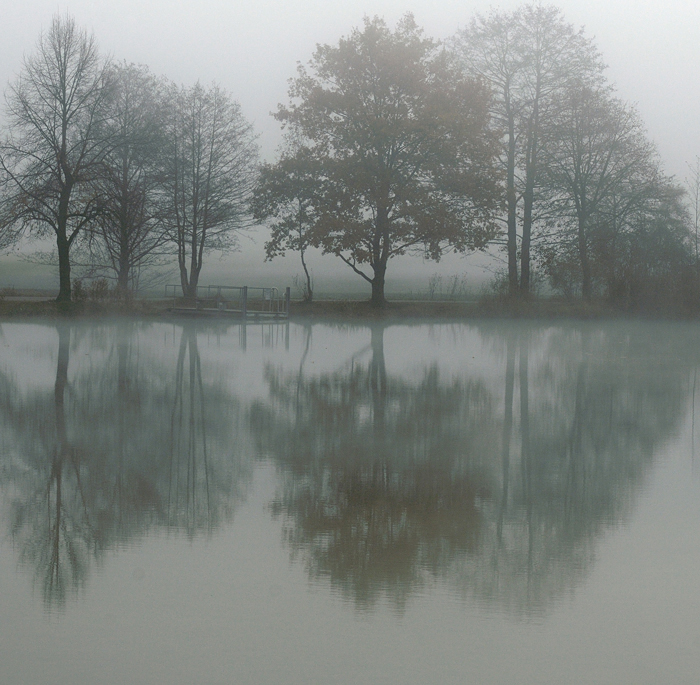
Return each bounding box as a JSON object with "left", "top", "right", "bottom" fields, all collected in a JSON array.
[{"left": 1, "top": 319, "right": 699, "bottom": 683}]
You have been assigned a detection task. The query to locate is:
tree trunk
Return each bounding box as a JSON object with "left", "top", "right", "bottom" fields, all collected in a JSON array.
[
  {"left": 300, "top": 249, "right": 313, "bottom": 302},
  {"left": 116, "top": 256, "right": 130, "bottom": 298},
  {"left": 578, "top": 216, "right": 592, "bottom": 300},
  {"left": 520, "top": 100, "right": 539, "bottom": 298},
  {"left": 370, "top": 262, "right": 386, "bottom": 307},
  {"left": 116, "top": 221, "right": 130, "bottom": 298},
  {"left": 56, "top": 182, "right": 73, "bottom": 302},
  {"left": 521, "top": 183, "right": 533, "bottom": 297},
  {"left": 178, "top": 259, "right": 190, "bottom": 298},
  {"left": 506, "top": 112, "right": 519, "bottom": 297},
  {"left": 189, "top": 266, "right": 201, "bottom": 299},
  {"left": 56, "top": 234, "right": 72, "bottom": 303},
  {"left": 178, "top": 250, "right": 200, "bottom": 299},
  {"left": 371, "top": 186, "right": 390, "bottom": 308},
  {"left": 520, "top": 131, "right": 537, "bottom": 298}
]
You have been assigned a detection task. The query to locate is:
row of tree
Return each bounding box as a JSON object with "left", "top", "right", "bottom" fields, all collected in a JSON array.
[
  {"left": 456, "top": 5, "right": 693, "bottom": 305},
  {"left": 0, "top": 8, "right": 696, "bottom": 307},
  {"left": 0, "top": 16, "right": 258, "bottom": 301}
]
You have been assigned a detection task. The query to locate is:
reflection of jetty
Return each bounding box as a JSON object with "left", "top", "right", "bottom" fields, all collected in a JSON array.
[{"left": 166, "top": 285, "right": 291, "bottom": 319}]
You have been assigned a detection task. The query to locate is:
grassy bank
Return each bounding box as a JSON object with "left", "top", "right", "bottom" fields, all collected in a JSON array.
[{"left": 289, "top": 298, "right": 626, "bottom": 320}]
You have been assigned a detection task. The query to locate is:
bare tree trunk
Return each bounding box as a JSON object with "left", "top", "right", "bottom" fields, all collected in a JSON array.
[
  {"left": 189, "top": 263, "right": 201, "bottom": 299},
  {"left": 506, "top": 120, "right": 519, "bottom": 297},
  {"left": 579, "top": 216, "right": 592, "bottom": 300},
  {"left": 521, "top": 180, "right": 534, "bottom": 297},
  {"left": 116, "top": 242, "right": 130, "bottom": 297},
  {"left": 56, "top": 234, "right": 72, "bottom": 303},
  {"left": 520, "top": 106, "right": 538, "bottom": 298}
]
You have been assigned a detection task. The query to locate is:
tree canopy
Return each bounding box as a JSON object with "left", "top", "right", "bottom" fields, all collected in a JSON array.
[{"left": 270, "top": 15, "right": 503, "bottom": 305}]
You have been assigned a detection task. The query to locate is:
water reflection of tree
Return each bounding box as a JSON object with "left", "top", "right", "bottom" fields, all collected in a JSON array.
[
  {"left": 252, "top": 324, "right": 497, "bottom": 610},
  {"left": 454, "top": 324, "right": 690, "bottom": 615},
  {"left": 165, "top": 326, "right": 246, "bottom": 536},
  {"left": 0, "top": 322, "right": 247, "bottom": 608},
  {"left": 252, "top": 322, "right": 691, "bottom": 614},
  {"left": 0, "top": 325, "right": 98, "bottom": 606}
]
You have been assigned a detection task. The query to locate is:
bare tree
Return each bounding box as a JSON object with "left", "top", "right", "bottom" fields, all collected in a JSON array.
[
  {"left": 87, "top": 63, "right": 170, "bottom": 297},
  {"left": 685, "top": 156, "right": 700, "bottom": 266},
  {"left": 163, "top": 83, "right": 259, "bottom": 298},
  {"left": 0, "top": 15, "right": 112, "bottom": 302},
  {"left": 454, "top": 4, "right": 604, "bottom": 297},
  {"left": 454, "top": 11, "right": 524, "bottom": 297},
  {"left": 540, "top": 85, "right": 685, "bottom": 302}
]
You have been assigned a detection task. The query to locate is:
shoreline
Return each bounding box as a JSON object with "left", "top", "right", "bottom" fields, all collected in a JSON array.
[{"left": 0, "top": 296, "right": 697, "bottom": 322}]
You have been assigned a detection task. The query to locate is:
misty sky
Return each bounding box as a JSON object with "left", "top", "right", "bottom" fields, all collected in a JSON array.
[{"left": 2, "top": 0, "right": 699, "bottom": 292}]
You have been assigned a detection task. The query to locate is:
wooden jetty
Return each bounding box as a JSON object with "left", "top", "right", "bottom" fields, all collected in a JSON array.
[{"left": 166, "top": 285, "right": 291, "bottom": 319}]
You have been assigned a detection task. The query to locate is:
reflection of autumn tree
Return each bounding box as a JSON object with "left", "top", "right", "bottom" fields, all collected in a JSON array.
[
  {"left": 272, "top": 466, "right": 484, "bottom": 610},
  {"left": 0, "top": 322, "right": 248, "bottom": 608},
  {"left": 252, "top": 324, "right": 497, "bottom": 610}
]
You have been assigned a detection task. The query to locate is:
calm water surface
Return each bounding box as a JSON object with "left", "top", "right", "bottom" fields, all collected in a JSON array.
[{"left": 1, "top": 319, "right": 699, "bottom": 684}]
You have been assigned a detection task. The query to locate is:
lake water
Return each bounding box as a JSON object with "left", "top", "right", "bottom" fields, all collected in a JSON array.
[{"left": 1, "top": 318, "right": 699, "bottom": 684}]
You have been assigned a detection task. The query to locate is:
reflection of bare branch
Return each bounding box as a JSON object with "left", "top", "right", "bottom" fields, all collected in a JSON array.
[
  {"left": 167, "top": 326, "right": 230, "bottom": 536},
  {"left": 0, "top": 321, "right": 249, "bottom": 609},
  {"left": 6, "top": 325, "right": 96, "bottom": 608}
]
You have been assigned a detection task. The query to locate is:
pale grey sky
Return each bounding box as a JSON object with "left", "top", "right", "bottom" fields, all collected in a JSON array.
[{"left": 1, "top": 0, "right": 699, "bottom": 292}]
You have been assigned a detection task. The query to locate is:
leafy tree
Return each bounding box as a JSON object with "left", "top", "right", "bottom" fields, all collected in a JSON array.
[
  {"left": 274, "top": 15, "right": 502, "bottom": 306},
  {"left": 0, "top": 15, "right": 112, "bottom": 302},
  {"left": 163, "top": 82, "right": 259, "bottom": 298}
]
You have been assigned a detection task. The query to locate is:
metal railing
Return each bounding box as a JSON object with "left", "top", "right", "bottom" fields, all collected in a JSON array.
[{"left": 165, "top": 284, "right": 291, "bottom": 318}]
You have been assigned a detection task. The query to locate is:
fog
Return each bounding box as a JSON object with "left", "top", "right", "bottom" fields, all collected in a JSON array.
[{"left": 1, "top": 1, "right": 698, "bottom": 295}]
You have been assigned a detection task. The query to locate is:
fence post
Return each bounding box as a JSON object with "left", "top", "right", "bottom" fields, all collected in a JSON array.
[
  {"left": 285, "top": 286, "right": 291, "bottom": 317},
  {"left": 242, "top": 286, "right": 248, "bottom": 319}
]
